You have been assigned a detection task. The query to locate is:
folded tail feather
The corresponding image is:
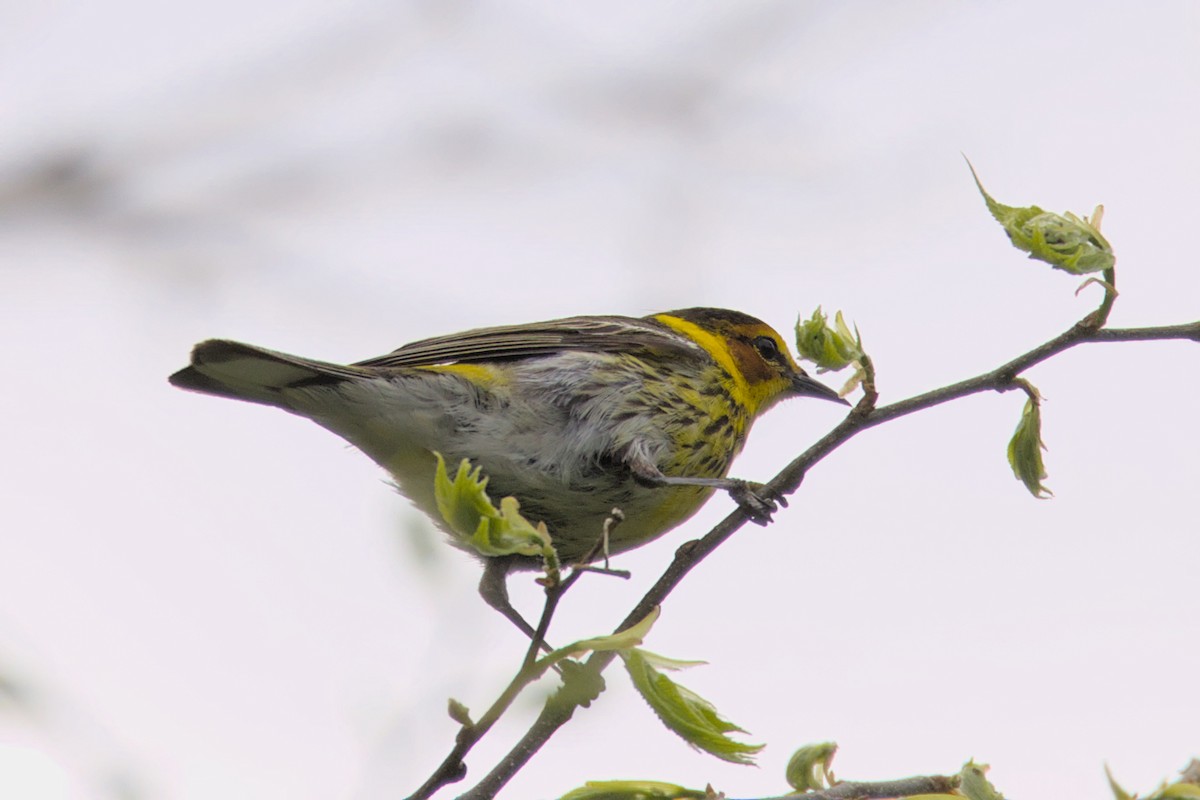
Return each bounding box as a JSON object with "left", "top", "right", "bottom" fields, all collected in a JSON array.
[{"left": 169, "top": 340, "right": 369, "bottom": 407}]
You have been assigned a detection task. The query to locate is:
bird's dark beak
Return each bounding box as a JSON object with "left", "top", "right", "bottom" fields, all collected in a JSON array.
[{"left": 792, "top": 371, "right": 851, "bottom": 405}]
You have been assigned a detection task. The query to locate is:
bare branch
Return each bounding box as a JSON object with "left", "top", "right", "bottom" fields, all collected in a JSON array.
[
  {"left": 431, "top": 315, "right": 1200, "bottom": 800},
  {"left": 759, "top": 773, "right": 961, "bottom": 800}
]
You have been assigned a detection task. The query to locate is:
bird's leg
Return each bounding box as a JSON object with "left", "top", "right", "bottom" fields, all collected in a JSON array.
[{"left": 627, "top": 453, "right": 785, "bottom": 525}]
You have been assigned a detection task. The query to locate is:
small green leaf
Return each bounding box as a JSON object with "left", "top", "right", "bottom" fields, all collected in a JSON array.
[
  {"left": 785, "top": 742, "right": 837, "bottom": 792},
  {"left": 1160, "top": 784, "right": 1200, "bottom": 799},
  {"left": 1106, "top": 764, "right": 1135, "bottom": 800},
  {"left": 968, "top": 160, "right": 1114, "bottom": 275},
  {"left": 432, "top": 452, "right": 553, "bottom": 558},
  {"left": 622, "top": 649, "right": 763, "bottom": 765},
  {"left": 536, "top": 609, "right": 662, "bottom": 682},
  {"left": 629, "top": 649, "right": 707, "bottom": 672},
  {"left": 558, "top": 780, "right": 709, "bottom": 800},
  {"left": 795, "top": 307, "right": 864, "bottom": 373},
  {"left": 570, "top": 608, "right": 661, "bottom": 655},
  {"left": 1007, "top": 394, "right": 1052, "bottom": 498},
  {"left": 960, "top": 761, "right": 1005, "bottom": 800},
  {"left": 529, "top": 616, "right": 664, "bottom": 712}
]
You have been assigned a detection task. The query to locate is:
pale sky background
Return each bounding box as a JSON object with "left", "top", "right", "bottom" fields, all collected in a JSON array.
[{"left": 1, "top": 2, "right": 1198, "bottom": 799}]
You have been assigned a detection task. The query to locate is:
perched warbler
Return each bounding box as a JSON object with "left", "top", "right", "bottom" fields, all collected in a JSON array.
[{"left": 170, "top": 307, "right": 847, "bottom": 635}]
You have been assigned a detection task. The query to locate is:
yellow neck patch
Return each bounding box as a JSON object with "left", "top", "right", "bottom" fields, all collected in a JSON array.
[{"left": 653, "top": 313, "right": 756, "bottom": 411}]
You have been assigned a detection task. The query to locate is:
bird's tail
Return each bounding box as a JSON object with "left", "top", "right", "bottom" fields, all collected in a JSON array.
[{"left": 169, "top": 340, "right": 368, "bottom": 407}]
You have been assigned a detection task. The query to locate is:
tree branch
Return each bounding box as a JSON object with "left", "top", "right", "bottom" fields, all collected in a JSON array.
[
  {"left": 443, "top": 316, "right": 1199, "bottom": 800},
  {"left": 760, "top": 773, "right": 960, "bottom": 800},
  {"left": 860, "top": 320, "right": 1200, "bottom": 430}
]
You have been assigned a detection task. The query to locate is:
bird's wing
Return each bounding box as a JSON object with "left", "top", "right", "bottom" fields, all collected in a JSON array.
[{"left": 355, "top": 315, "right": 700, "bottom": 368}]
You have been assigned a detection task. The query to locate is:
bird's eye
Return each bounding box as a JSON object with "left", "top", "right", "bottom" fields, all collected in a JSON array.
[{"left": 752, "top": 335, "right": 780, "bottom": 361}]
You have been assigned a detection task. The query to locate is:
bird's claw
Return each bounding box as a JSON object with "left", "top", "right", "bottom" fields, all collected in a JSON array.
[{"left": 728, "top": 480, "right": 786, "bottom": 525}]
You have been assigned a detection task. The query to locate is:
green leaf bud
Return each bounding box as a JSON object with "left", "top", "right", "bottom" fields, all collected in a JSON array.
[
  {"left": 960, "top": 761, "right": 1005, "bottom": 800},
  {"left": 785, "top": 741, "right": 837, "bottom": 792},
  {"left": 1007, "top": 393, "right": 1052, "bottom": 498},
  {"left": 447, "top": 698, "right": 472, "bottom": 727},
  {"left": 968, "top": 161, "right": 1114, "bottom": 275},
  {"left": 795, "top": 307, "right": 864, "bottom": 373}
]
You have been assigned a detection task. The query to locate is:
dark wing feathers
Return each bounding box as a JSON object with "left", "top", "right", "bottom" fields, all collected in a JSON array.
[
  {"left": 354, "top": 315, "right": 699, "bottom": 369},
  {"left": 171, "top": 314, "right": 706, "bottom": 406}
]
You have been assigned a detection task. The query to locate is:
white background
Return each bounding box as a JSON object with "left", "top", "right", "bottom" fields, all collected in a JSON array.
[{"left": 1, "top": 2, "right": 1197, "bottom": 799}]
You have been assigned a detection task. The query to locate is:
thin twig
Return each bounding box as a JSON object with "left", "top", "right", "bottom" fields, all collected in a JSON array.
[
  {"left": 522, "top": 510, "right": 630, "bottom": 667},
  {"left": 408, "top": 512, "right": 636, "bottom": 798},
  {"left": 453, "top": 316, "right": 1198, "bottom": 800},
  {"left": 758, "top": 773, "right": 961, "bottom": 800},
  {"left": 408, "top": 615, "right": 582, "bottom": 798}
]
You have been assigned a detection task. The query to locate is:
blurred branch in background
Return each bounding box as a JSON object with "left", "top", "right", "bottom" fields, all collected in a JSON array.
[
  {"left": 0, "top": 2, "right": 836, "bottom": 305},
  {"left": 0, "top": 657, "right": 145, "bottom": 800}
]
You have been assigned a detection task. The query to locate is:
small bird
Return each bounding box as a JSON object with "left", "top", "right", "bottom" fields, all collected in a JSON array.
[{"left": 170, "top": 308, "right": 847, "bottom": 636}]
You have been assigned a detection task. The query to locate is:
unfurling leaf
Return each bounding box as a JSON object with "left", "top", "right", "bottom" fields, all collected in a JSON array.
[
  {"left": 1007, "top": 393, "right": 1052, "bottom": 498},
  {"left": 433, "top": 452, "right": 553, "bottom": 558},
  {"left": 558, "top": 780, "right": 710, "bottom": 800},
  {"left": 621, "top": 649, "right": 763, "bottom": 765},
  {"left": 960, "top": 761, "right": 1006, "bottom": 800},
  {"left": 785, "top": 742, "right": 837, "bottom": 791},
  {"left": 968, "top": 161, "right": 1114, "bottom": 275},
  {"left": 795, "top": 307, "right": 864, "bottom": 373}
]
